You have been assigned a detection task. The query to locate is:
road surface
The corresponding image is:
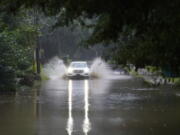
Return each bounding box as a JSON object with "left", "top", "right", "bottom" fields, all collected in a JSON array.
[{"left": 0, "top": 75, "right": 180, "bottom": 135}]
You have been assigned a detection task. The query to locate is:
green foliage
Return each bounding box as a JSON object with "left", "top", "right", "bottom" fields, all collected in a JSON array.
[
  {"left": 40, "top": 70, "right": 49, "bottom": 80},
  {"left": 174, "top": 78, "right": 180, "bottom": 87},
  {"left": 0, "top": 0, "right": 180, "bottom": 77},
  {"left": 0, "top": 11, "right": 38, "bottom": 91}
]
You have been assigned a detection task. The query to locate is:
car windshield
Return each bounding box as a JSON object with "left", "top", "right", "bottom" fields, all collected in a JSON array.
[{"left": 70, "top": 62, "right": 87, "bottom": 68}]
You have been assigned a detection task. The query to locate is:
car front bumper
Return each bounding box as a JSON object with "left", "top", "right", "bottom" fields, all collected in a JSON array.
[{"left": 67, "top": 73, "right": 89, "bottom": 79}]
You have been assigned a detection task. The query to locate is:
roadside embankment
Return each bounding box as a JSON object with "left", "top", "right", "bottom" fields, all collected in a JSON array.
[{"left": 129, "top": 67, "right": 180, "bottom": 87}]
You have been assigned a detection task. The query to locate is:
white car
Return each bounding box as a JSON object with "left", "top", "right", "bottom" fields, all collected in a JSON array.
[{"left": 66, "top": 61, "right": 90, "bottom": 78}]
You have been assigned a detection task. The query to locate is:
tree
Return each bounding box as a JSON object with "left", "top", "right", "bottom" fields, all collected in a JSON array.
[
  {"left": 1, "top": 0, "right": 180, "bottom": 76},
  {"left": 0, "top": 10, "right": 38, "bottom": 91}
]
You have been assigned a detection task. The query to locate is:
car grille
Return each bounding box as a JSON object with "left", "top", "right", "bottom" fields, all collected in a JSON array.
[{"left": 74, "top": 70, "right": 83, "bottom": 73}]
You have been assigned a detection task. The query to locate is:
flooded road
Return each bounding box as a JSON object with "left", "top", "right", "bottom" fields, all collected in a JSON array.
[{"left": 0, "top": 75, "right": 180, "bottom": 135}]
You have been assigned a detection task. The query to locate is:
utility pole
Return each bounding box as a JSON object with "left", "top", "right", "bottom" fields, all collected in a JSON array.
[
  {"left": 36, "top": 39, "right": 41, "bottom": 74},
  {"left": 34, "top": 7, "right": 41, "bottom": 74}
]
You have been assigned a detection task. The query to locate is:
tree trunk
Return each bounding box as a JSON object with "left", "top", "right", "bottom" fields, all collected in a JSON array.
[{"left": 36, "top": 42, "right": 40, "bottom": 74}]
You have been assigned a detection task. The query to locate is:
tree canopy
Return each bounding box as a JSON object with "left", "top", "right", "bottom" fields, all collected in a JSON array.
[
  {"left": 1, "top": 0, "right": 179, "bottom": 42},
  {"left": 1, "top": 0, "right": 180, "bottom": 77}
]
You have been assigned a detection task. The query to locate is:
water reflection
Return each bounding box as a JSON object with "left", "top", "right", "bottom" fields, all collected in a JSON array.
[
  {"left": 66, "top": 80, "right": 73, "bottom": 135},
  {"left": 66, "top": 80, "right": 91, "bottom": 135},
  {"left": 83, "top": 80, "right": 91, "bottom": 135},
  {"left": 1, "top": 76, "right": 180, "bottom": 135}
]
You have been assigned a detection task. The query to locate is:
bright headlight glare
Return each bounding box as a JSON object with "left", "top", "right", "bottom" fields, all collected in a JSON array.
[
  {"left": 68, "top": 67, "right": 73, "bottom": 73},
  {"left": 84, "top": 68, "right": 89, "bottom": 73}
]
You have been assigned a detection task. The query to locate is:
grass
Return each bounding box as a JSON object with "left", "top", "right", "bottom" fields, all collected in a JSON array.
[
  {"left": 174, "top": 78, "right": 180, "bottom": 86},
  {"left": 40, "top": 70, "right": 49, "bottom": 80}
]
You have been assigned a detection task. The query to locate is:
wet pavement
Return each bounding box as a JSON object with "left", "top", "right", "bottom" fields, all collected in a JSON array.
[{"left": 0, "top": 75, "right": 180, "bottom": 135}]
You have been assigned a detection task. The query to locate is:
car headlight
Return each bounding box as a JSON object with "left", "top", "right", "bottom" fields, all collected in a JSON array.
[
  {"left": 68, "top": 67, "right": 73, "bottom": 73},
  {"left": 84, "top": 68, "right": 89, "bottom": 73}
]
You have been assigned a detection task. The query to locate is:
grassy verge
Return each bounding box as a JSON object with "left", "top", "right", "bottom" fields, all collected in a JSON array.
[
  {"left": 40, "top": 70, "right": 49, "bottom": 80},
  {"left": 174, "top": 78, "right": 180, "bottom": 87}
]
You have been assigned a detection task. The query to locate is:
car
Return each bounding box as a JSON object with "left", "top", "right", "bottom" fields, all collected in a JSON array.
[{"left": 66, "top": 61, "right": 90, "bottom": 78}]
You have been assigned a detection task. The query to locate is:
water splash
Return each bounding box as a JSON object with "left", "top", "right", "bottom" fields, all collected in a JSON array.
[
  {"left": 90, "top": 79, "right": 112, "bottom": 94},
  {"left": 43, "top": 57, "right": 67, "bottom": 80},
  {"left": 90, "top": 57, "right": 132, "bottom": 80},
  {"left": 90, "top": 58, "right": 112, "bottom": 79},
  {"left": 42, "top": 57, "right": 131, "bottom": 80}
]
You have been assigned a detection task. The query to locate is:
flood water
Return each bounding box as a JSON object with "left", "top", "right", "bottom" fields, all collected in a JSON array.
[{"left": 0, "top": 75, "right": 180, "bottom": 135}]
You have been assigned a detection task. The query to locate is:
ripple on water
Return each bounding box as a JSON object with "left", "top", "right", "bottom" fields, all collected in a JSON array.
[
  {"left": 107, "top": 74, "right": 132, "bottom": 80},
  {"left": 108, "top": 117, "right": 124, "bottom": 124},
  {"left": 176, "top": 93, "right": 180, "bottom": 97},
  {"left": 107, "top": 94, "right": 140, "bottom": 104},
  {"left": 132, "top": 88, "right": 157, "bottom": 91}
]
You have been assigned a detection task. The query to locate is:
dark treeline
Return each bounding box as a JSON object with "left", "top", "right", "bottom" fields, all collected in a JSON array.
[{"left": 0, "top": 0, "right": 180, "bottom": 90}]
